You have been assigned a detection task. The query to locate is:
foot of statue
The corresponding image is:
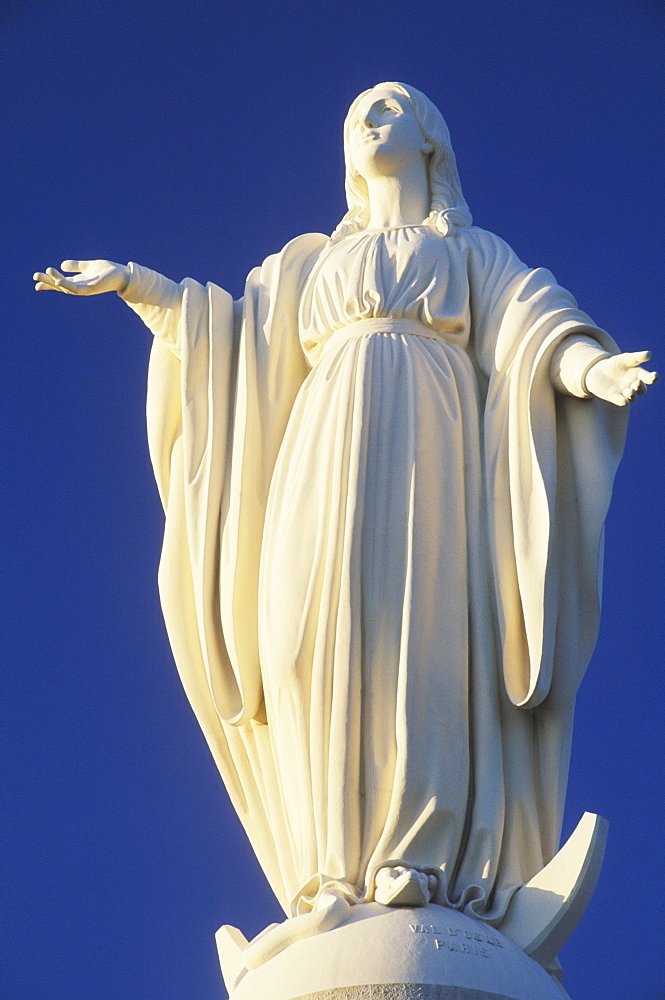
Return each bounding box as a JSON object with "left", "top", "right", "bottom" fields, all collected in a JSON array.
[{"left": 374, "top": 866, "right": 437, "bottom": 907}]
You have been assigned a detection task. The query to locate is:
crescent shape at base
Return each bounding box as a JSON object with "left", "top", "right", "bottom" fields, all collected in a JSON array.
[{"left": 498, "top": 811, "right": 608, "bottom": 969}]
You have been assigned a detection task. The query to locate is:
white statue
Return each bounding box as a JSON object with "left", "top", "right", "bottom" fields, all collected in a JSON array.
[{"left": 35, "top": 82, "right": 654, "bottom": 980}]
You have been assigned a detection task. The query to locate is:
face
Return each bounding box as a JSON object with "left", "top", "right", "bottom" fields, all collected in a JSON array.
[{"left": 348, "top": 88, "right": 432, "bottom": 180}]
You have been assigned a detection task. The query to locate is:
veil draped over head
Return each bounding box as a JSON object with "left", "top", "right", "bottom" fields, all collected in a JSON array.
[{"left": 331, "top": 81, "right": 473, "bottom": 243}]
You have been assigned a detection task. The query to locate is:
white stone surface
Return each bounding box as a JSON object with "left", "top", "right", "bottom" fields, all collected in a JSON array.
[
  {"left": 500, "top": 812, "right": 608, "bottom": 968},
  {"left": 223, "top": 904, "right": 569, "bottom": 1000},
  {"left": 216, "top": 812, "right": 606, "bottom": 990},
  {"left": 34, "top": 82, "right": 656, "bottom": 993}
]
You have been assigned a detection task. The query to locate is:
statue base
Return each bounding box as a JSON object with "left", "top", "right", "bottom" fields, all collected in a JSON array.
[
  {"left": 220, "top": 903, "right": 569, "bottom": 1000},
  {"left": 274, "top": 990, "right": 560, "bottom": 1000}
]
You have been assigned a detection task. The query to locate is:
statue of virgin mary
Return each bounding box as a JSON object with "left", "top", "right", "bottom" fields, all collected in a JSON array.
[{"left": 34, "top": 83, "right": 654, "bottom": 930}]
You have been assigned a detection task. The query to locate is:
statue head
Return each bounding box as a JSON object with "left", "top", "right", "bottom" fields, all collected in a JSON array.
[{"left": 332, "top": 82, "right": 472, "bottom": 243}]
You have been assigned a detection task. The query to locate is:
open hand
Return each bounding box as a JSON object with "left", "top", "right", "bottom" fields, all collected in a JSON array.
[
  {"left": 585, "top": 351, "right": 657, "bottom": 406},
  {"left": 33, "top": 259, "right": 130, "bottom": 296}
]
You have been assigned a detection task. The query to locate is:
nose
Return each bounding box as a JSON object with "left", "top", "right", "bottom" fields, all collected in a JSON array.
[{"left": 361, "top": 113, "right": 376, "bottom": 131}]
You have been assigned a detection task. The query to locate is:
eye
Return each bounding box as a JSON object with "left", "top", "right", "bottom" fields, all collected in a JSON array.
[{"left": 383, "top": 101, "right": 401, "bottom": 113}]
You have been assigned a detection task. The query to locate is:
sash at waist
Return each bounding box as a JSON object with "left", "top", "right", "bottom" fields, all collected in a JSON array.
[{"left": 321, "top": 317, "right": 447, "bottom": 357}]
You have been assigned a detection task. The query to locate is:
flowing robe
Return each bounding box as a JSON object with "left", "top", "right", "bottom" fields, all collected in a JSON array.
[{"left": 123, "top": 225, "right": 627, "bottom": 921}]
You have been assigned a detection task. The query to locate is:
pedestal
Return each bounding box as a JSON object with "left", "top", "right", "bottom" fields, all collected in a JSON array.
[{"left": 222, "top": 904, "right": 569, "bottom": 1000}]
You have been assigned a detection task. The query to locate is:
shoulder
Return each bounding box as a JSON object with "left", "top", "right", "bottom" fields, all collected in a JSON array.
[
  {"left": 250, "top": 232, "right": 328, "bottom": 290},
  {"left": 456, "top": 226, "right": 528, "bottom": 277},
  {"left": 456, "top": 225, "right": 520, "bottom": 258},
  {"left": 242, "top": 233, "right": 328, "bottom": 309},
  {"left": 269, "top": 232, "right": 329, "bottom": 272}
]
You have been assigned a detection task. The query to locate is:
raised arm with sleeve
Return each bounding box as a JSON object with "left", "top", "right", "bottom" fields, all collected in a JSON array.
[
  {"left": 466, "top": 227, "right": 628, "bottom": 710},
  {"left": 119, "top": 262, "right": 184, "bottom": 356}
]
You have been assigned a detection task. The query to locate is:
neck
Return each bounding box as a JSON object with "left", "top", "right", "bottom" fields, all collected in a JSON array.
[{"left": 365, "top": 161, "right": 430, "bottom": 229}]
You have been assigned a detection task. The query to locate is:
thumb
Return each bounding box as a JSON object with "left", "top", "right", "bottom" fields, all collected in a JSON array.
[
  {"left": 622, "top": 350, "right": 651, "bottom": 367},
  {"left": 60, "top": 260, "right": 87, "bottom": 274}
]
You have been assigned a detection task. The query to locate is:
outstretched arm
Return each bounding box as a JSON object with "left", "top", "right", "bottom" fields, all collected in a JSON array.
[
  {"left": 550, "top": 335, "right": 657, "bottom": 406},
  {"left": 34, "top": 260, "right": 130, "bottom": 295},
  {"left": 34, "top": 259, "right": 184, "bottom": 354}
]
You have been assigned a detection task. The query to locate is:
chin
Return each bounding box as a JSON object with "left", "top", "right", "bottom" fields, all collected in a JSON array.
[{"left": 356, "top": 146, "right": 402, "bottom": 178}]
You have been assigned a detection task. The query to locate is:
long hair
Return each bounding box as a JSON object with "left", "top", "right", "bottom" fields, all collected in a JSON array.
[{"left": 331, "top": 82, "right": 472, "bottom": 243}]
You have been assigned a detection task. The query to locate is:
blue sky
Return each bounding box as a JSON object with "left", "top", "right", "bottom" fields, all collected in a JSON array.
[{"left": 3, "top": 2, "right": 664, "bottom": 998}]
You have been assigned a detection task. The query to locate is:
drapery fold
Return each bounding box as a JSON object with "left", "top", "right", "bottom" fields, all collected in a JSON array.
[
  {"left": 146, "top": 234, "right": 326, "bottom": 907},
  {"left": 137, "top": 227, "right": 627, "bottom": 915}
]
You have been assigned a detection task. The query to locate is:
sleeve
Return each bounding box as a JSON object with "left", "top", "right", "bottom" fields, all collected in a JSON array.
[
  {"left": 467, "top": 229, "right": 609, "bottom": 382},
  {"left": 119, "top": 261, "right": 185, "bottom": 356},
  {"left": 549, "top": 334, "right": 610, "bottom": 397},
  {"left": 476, "top": 227, "right": 627, "bottom": 710}
]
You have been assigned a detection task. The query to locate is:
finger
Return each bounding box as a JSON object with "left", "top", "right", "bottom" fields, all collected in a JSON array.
[
  {"left": 631, "top": 367, "right": 658, "bottom": 385},
  {"left": 33, "top": 271, "right": 57, "bottom": 285},
  {"left": 60, "top": 259, "right": 87, "bottom": 274},
  {"left": 611, "top": 393, "right": 628, "bottom": 407},
  {"left": 633, "top": 380, "right": 647, "bottom": 395},
  {"left": 46, "top": 267, "right": 64, "bottom": 280},
  {"left": 35, "top": 280, "right": 61, "bottom": 291},
  {"left": 623, "top": 350, "right": 651, "bottom": 367},
  {"left": 54, "top": 277, "right": 84, "bottom": 294}
]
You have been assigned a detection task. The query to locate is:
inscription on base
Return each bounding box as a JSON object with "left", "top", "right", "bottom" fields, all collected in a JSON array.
[{"left": 408, "top": 922, "right": 504, "bottom": 958}]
